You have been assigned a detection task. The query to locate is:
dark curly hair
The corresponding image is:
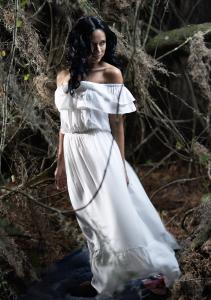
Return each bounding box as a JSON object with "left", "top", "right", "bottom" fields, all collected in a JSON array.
[{"left": 66, "top": 16, "right": 120, "bottom": 95}]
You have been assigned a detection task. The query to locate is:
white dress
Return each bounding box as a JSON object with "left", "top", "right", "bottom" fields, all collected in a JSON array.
[{"left": 55, "top": 80, "right": 181, "bottom": 295}]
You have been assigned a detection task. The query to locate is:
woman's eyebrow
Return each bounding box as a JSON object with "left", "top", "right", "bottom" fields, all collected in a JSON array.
[{"left": 91, "top": 39, "right": 106, "bottom": 44}]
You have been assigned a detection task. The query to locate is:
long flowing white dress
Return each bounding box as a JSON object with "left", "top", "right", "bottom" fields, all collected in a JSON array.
[{"left": 54, "top": 80, "right": 181, "bottom": 295}]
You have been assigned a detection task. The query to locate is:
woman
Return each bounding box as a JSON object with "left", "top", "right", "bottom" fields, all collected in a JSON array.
[{"left": 54, "top": 16, "right": 181, "bottom": 296}]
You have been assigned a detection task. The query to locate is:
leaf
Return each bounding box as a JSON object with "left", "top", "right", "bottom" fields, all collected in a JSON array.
[
  {"left": 199, "top": 154, "right": 209, "bottom": 163},
  {"left": 201, "top": 193, "right": 211, "bottom": 203},
  {"left": 20, "top": 0, "right": 29, "bottom": 8},
  {"left": 16, "top": 19, "right": 23, "bottom": 28},
  {"left": 176, "top": 140, "right": 183, "bottom": 150},
  {"left": 23, "top": 73, "right": 30, "bottom": 81},
  {"left": 145, "top": 159, "right": 152, "bottom": 165},
  {"left": 0, "top": 50, "right": 6, "bottom": 57}
]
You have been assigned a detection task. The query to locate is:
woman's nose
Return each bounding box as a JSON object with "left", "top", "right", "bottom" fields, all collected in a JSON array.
[{"left": 94, "top": 44, "right": 101, "bottom": 53}]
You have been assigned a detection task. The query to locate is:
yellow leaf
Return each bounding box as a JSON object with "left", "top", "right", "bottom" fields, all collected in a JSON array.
[
  {"left": 176, "top": 140, "right": 183, "bottom": 150},
  {"left": 0, "top": 50, "right": 6, "bottom": 57},
  {"left": 16, "top": 19, "right": 23, "bottom": 28},
  {"left": 23, "top": 74, "right": 30, "bottom": 81}
]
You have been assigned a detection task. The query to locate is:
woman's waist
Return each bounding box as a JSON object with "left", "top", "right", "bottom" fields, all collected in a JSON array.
[
  {"left": 60, "top": 110, "right": 111, "bottom": 134},
  {"left": 64, "top": 128, "right": 111, "bottom": 134}
]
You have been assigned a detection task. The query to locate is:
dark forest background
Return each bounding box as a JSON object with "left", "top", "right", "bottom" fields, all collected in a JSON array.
[{"left": 0, "top": 1, "right": 211, "bottom": 299}]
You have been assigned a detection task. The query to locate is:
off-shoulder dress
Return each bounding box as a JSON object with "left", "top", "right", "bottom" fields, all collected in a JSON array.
[{"left": 54, "top": 80, "right": 181, "bottom": 295}]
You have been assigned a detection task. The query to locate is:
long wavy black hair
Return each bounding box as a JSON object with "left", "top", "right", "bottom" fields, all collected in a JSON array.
[{"left": 66, "top": 16, "right": 120, "bottom": 95}]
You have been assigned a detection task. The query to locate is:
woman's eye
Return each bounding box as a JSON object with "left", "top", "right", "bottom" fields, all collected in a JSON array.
[{"left": 100, "top": 41, "right": 106, "bottom": 46}]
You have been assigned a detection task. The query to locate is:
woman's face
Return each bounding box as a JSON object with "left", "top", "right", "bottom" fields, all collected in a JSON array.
[{"left": 88, "top": 29, "right": 106, "bottom": 65}]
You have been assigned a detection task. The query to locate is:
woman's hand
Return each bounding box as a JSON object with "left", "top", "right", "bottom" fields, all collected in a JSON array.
[{"left": 54, "top": 159, "right": 67, "bottom": 190}]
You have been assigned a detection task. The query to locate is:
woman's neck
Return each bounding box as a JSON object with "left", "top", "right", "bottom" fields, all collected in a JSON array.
[
  {"left": 88, "top": 61, "right": 105, "bottom": 71},
  {"left": 88, "top": 66, "right": 107, "bottom": 72}
]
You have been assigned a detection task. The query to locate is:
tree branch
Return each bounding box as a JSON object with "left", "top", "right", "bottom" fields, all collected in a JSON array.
[{"left": 146, "top": 22, "right": 211, "bottom": 54}]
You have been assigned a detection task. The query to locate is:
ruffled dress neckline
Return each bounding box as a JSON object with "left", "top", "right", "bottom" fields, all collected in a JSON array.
[
  {"left": 56, "top": 80, "right": 124, "bottom": 91},
  {"left": 81, "top": 80, "right": 124, "bottom": 86},
  {"left": 55, "top": 80, "right": 136, "bottom": 115}
]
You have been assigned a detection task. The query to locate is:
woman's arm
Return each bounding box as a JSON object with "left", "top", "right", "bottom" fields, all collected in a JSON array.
[
  {"left": 54, "top": 70, "right": 70, "bottom": 190},
  {"left": 109, "top": 114, "right": 125, "bottom": 160},
  {"left": 106, "top": 67, "right": 128, "bottom": 184},
  {"left": 57, "top": 131, "right": 65, "bottom": 161},
  {"left": 54, "top": 131, "right": 67, "bottom": 190},
  {"left": 109, "top": 114, "right": 129, "bottom": 185}
]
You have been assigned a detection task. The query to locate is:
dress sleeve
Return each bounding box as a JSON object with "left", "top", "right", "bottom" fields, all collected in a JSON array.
[
  {"left": 54, "top": 84, "right": 70, "bottom": 133},
  {"left": 54, "top": 84, "right": 71, "bottom": 111},
  {"left": 106, "top": 84, "right": 136, "bottom": 114},
  {"left": 54, "top": 82, "right": 136, "bottom": 115}
]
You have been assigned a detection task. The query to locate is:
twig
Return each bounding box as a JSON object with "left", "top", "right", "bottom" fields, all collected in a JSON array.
[
  {"left": 46, "top": 1, "right": 54, "bottom": 71},
  {"left": 143, "top": 114, "right": 190, "bottom": 161},
  {"left": 181, "top": 207, "right": 197, "bottom": 231},
  {"left": 165, "top": 212, "right": 180, "bottom": 226},
  {"left": 157, "top": 37, "right": 192, "bottom": 60},
  {"left": 0, "top": 161, "right": 56, "bottom": 200},
  {"left": 0, "top": 0, "right": 18, "bottom": 176},
  {"left": 158, "top": 83, "right": 206, "bottom": 120},
  {"left": 128, "top": 127, "right": 158, "bottom": 157},
  {"left": 141, "top": 21, "right": 160, "bottom": 34},
  {"left": 187, "top": 0, "right": 203, "bottom": 22},
  {"left": 169, "top": 1, "right": 186, "bottom": 26},
  {"left": 2, "top": 186, "right": 70, "bottom": 215},
  {"left": 184, "top": 70, "right": 202, "bottom": 128},
  {"left": 39, "top": 190, "right": 67, "bottom": 200},
  {"left": 143, "top": 0, "right": 157, "bottom": 48},
  {"left": 132, "top": 1, "right": 142, "bottom": 51},
  {"left": 158, "top": 0, "right": 170, "bottom": 31},
  {"left": 27, "top": 0, "right": 47, "bottom": 20},
  {"left": 141, "top": 150, "right": 174, "bottom": 179},
  {"left": 150, "top": 176, "right": 205, "bottom": 199},
  {"left": 47, "top": 24, "right": 71, "bottom": 70}
]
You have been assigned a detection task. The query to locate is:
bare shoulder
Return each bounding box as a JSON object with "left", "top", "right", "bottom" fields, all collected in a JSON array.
[
  {"left": 104, "top": 63, "right": 123, "bottom": 84},
  {"left": 56, "top": 69, "right": 70, "bottom": 87}
]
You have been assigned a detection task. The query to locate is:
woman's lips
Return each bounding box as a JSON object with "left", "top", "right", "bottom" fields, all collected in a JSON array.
[{"left": 92, "top": 54, "right": 101, "bottom": 58}]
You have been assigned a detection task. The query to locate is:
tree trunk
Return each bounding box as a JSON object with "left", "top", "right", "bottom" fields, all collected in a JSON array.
[{"left": 146, "top": 22, "right": 211, "bottom": 54}]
